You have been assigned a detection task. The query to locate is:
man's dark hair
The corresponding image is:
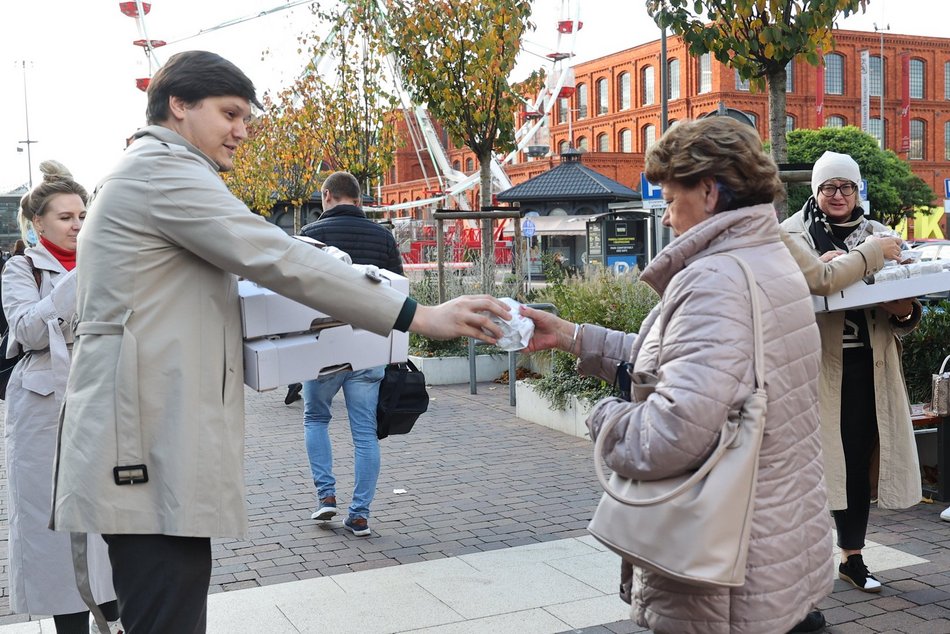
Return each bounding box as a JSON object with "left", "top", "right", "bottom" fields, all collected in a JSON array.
[
  {"left": 323, "top": 172, "right": 361, "bottom": 204},
  {"left": 146, "top": 51, "right": 263, "bottom": 125}
]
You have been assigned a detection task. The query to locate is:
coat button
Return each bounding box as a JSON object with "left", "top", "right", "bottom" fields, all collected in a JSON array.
[{"left": 875, "top": 360, "right": 884, "bottom": 368}]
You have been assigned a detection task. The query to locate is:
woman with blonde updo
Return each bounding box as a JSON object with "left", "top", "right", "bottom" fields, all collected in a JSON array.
[{"left": 3, "top": 161, "right": 120, "bottom": 633}]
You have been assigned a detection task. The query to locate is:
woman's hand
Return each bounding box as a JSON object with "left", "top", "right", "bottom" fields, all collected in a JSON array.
[
  {"left": 866, "top": 235, "right": 903, "bottom": 261},
  {"left": 520, "top": 305, "right": 576, "bottom": 354},
  {"left": 879, "top": 298, "right": 915, "bottom": 320},
  {"left": 819, "top": 250, "right": 845, "bottom": 263}
]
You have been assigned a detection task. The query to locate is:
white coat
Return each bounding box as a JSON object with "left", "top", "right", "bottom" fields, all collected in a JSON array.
[{"left": 2, "top": 245, "right": 114, "bottom": 615}]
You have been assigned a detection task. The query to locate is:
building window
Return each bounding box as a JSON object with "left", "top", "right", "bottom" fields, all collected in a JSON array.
[
  {"left": 597, "top": 133, "right": 609, "bottom": 152},
  {"left": 824, "top": 53, "right": 844, "bottom": 95},
  {"left": 642, "top": 66, "right": 655, "bottom": 106},
  {"left": 576, "top": 83, "right": 588, "bottom": 119},
  {"left": 869, "top": 117, "right": 885, "bottom": 148},
  {"left": 870, "top": 55, "right": 883, "bottom": 98},
  {"left": 786, "top": 115, "right": 795, "bottom": 133},
  {"left": 698, "top": 53, "right": 712, "bottom": 93},
  {"left": 735, "top": 70, "right": 750, "bottom": 91},
  {"left": 558, "top": 98, "right": 568, "bottom": 123},
  {"left": 825, "top": 115, "right": 846, "bottom": 128},
  {"left": 465, "top": 157, "right": 474, "bottom": 172},
  {"left": 786, "top": 60, "right": 794, "bottom": 93},
  {"left": 595, "top": 78, "right": 608, "bottom": 115},
  {"left": 910, "top": 59, "right": 925, "bottom": 99},
  {"left": 452, "top": 160, "right": 460, "bottom": 171},
  {"left": 619, "top": 128, "right": 632, "bottom": 152},
  {"left": 945, "top": 122, "right": 950, "bottom": 160},
  {"left": 576, "top": 136, "right": 589, "bottom": 151},
  {"left": 643, "top": 124, "right": 656, "bottom": 151},
  {"left": 945, "top": 62, "right": 950, "bottom": 100},
  {"left": 618, "top": 72, "right": 631, "bottom": 110},
  {"left": 558, "top": 140, "right": 569, "bottom": 155},
  {"left": 668, "top": 58, "right": 680, "bottom": 100},
  {"left": 910, "top": 119, "right": 925, "bottom": 159},
  {"left": 745, "top": 112, "right": 757, "bottom": 129}
]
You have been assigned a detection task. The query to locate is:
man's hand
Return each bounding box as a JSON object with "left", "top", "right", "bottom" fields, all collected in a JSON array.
[
  {"left": 819, "top": 250, "right": 845, "bottom": 263},
  {"left": 410, "top": 295, "right": 511, "bottom": 342},
  {"left": 879, "top": 298, "right": 915, "bottom": 318}
]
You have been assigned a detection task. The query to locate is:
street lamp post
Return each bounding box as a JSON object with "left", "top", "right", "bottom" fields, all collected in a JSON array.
[
  {"left": 17, "top": 60, "right": 38, "bottom": 189},
  {"left": 873, "top": 23, "right": 891, "bottom": 149}
]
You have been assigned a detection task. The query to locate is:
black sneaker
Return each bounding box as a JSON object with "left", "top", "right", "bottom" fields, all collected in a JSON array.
[
  {"left": 788, "top": 610, "right": 825, "bottom": 633},
  {"left": 284, "top": 383, "right": 303, "bottom": 405},
  {"left": 310, "top": 496, "right": 337, "bottom": 521},
  {"left": 838, "top": 554, "right": 882, "bottom": 593}
]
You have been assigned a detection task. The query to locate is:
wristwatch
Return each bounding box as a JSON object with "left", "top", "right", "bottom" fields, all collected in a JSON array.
[{"left": 895, "top": 309, "right": 914, "bottom": 323}]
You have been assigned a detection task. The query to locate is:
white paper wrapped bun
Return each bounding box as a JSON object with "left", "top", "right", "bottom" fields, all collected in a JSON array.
[{"left": 485, "top": 297, "right": 535, "bottom": 351}]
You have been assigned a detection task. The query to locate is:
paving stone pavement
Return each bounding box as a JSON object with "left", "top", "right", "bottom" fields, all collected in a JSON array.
[{"left": 1, "top": 381, "right": 950, "bottom": 632}]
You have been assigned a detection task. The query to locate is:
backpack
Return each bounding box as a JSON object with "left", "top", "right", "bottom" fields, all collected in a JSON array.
[{"left": 0, "top": 245, "right": 42, "bottom": 400}]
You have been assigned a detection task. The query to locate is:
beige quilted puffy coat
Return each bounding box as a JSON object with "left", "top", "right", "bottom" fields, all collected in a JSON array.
[{"left": 579, "top": 204, "right": 832, "bottom": 634}]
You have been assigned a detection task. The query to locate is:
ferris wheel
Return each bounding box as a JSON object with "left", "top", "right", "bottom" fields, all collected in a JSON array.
[{"left": 120, "top": 0, "right": 583, "bottom": 213}]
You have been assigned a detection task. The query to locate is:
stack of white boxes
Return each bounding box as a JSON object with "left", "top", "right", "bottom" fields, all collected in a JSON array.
[
  {"left": 813, "top": 270, "right": 950, "bottom": 312},
  {"left": 240, "top": 269, "right": 409, "bottom": 391}
]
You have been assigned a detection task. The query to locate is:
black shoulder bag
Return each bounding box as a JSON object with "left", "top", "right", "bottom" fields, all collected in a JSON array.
[
  {"left": 0, "top": 255, "right": 42, "bottom": 400},
  {"left": 376, "top": 360, "right": 430, "bottom": 439}
]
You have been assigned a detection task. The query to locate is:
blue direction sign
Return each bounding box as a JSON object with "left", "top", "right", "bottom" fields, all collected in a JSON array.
[
  {"left": 945, "top": 178, "right": 950, "bottom": 200},
  {"left": 858, "top": 179, "right": 868, "bottom": 201},
  {"left": 522, "top": 218, "right": 536, "bottom": 238}
]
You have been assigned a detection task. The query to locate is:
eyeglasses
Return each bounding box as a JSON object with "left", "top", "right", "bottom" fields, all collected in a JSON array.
[{"left": 818, "top": 182, "right": 857, "bottom": 197}]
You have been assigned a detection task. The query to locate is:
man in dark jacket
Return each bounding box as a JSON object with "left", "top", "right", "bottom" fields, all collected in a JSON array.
[{"left": 295, "top": 171, "right": 403, "bottom": 536}]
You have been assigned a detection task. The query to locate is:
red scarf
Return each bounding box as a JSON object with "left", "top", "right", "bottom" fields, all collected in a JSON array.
[{"left": 40, "top": 236, "right": 77, "bottom": 271}]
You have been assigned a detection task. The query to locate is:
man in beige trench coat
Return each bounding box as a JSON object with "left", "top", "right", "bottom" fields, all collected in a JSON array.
[{"left": 49, "top": 50, "right": 509, "bottom": 634}]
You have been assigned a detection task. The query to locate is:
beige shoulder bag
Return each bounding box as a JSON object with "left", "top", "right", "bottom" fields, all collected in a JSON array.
[{"left": 587, "top": 253, "right": 767, "bottom": 587}]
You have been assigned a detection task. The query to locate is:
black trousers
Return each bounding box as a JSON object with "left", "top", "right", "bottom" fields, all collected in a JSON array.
[
  {"left": 103, "top": 534, "right": 212, "bottom": 634},
  {"left": 831, "top": 351, "right": 878, "bottom": 551},
  {"left": 53, "top": 600, "right": 119, "bottom": 634}
]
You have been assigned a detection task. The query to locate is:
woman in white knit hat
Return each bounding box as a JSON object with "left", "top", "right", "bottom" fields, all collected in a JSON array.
[{"left": 782, "top": 151, "right": 922, "bottom": 594}]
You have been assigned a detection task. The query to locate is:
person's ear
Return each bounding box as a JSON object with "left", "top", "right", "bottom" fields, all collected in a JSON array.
[
  {"left": 702, "top": 177, "right": 719, "bottom": 214},
  {"left": 168, "top": 96, "right": 188, "bottom": 122}
]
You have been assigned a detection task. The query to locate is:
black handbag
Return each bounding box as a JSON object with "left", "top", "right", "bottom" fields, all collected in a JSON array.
[
  {"left": 0, "top": 254, "right": 41, "bottom": 401},
  {"left": 376, "top": 360, "right": 429, "bottom": 439}
]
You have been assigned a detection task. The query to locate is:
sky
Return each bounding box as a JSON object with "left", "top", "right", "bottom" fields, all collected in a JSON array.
[{"left": 0, "top": 0, "right": 945, "bottom": 193}]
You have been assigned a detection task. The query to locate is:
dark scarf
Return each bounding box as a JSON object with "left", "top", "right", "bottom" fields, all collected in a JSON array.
[
  {"left": 801, "top": 197, "right": 867, "bottom": 254},
  {"left": 40, "top": 236, "right": 77, "bottom": 271}
]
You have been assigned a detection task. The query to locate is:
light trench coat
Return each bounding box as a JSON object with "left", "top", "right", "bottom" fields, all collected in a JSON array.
[
  {"left": 782, "top": 212, "right": 921, "bottom": 510},
  {"left": 52, "top": 126, "right": 408, "bottom": 539},
  {"left": 579, "top": 205, "right": 831, "bottom": 633},
  {"left": 2, "top": 245, "right": 115, "bottom": 615}
]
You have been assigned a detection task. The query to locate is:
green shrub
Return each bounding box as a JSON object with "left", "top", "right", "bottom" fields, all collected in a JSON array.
[
  {"left": 527, "top": 263, "right": 659, "bottom": 409},
  {"left": 902, "top": 301, "right": 950, "bottom": 404}
]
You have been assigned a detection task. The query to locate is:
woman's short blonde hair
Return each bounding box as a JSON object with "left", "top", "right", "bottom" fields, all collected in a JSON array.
[{"left": 644, "top": 117, "right": 782, "bottom": 211}]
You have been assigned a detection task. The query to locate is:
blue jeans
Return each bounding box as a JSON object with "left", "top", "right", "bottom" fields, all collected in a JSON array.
[{"left": 302, "top": 365, "right": 385, "bottom": 520}]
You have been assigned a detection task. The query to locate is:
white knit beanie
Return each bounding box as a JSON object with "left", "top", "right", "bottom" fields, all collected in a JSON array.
[{"left": 811, "top": 151, "right": 861, "bottom": 198}]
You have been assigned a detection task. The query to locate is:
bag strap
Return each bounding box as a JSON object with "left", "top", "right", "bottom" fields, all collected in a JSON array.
[
  {"left": 593, "top": 252, "right": 765, "bottom": 506},
  {"left": 940, "top": 354, "right": 950, "bottom": 375}
]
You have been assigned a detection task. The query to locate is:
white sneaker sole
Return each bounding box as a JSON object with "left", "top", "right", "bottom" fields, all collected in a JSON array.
[
  {"left": 838, "top": 571, "right": 882, "bottom": 593},
  {"left": 311, "top": 508, "right": 337, "bottom": 521}
]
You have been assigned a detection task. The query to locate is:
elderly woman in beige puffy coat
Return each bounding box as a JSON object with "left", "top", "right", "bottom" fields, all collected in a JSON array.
[{"left": 523, "top": 117, "right": 833, "bottom": 634}]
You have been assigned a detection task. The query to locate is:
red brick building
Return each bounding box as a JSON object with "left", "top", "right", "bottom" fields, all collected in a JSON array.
[{"left": 380, "top": 29, "right": 950, "bottom": 212}]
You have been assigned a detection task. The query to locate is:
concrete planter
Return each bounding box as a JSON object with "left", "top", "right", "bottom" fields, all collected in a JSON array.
[
  {"left": 515, "top": 380, "right": 593, "bottom": 439},
  {"left": 409, "top": 353, "right": 509, "bottom": 385}
]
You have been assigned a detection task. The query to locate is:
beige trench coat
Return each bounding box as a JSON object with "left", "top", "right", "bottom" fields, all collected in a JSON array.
[
  {"left": 782, "top": 212, "right": 921, "bottom": 510},
  {"left": 579, "top": 205, "right": 832, "bottom": 633},
  {"left": 52, "top": 126, "right": 408, "bottom": 539}
]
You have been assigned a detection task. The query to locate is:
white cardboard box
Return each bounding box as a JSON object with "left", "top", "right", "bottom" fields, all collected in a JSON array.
[
  {"left": 238, "top": 268, "right": 409, "bottom": 339},
  {"left": 239, "top": 268, "right": 410, "bottom": 391},
  {"left": 813, "top": 270, "right": 950, "bottom": 312},
  {"left": 243, "top": 325, "right": 409, "bottom": 391}
]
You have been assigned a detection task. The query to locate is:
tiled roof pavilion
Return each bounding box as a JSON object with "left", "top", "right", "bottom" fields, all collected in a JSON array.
[{"left": 498, "top": 148, "right": 641, "bottom": 203}]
